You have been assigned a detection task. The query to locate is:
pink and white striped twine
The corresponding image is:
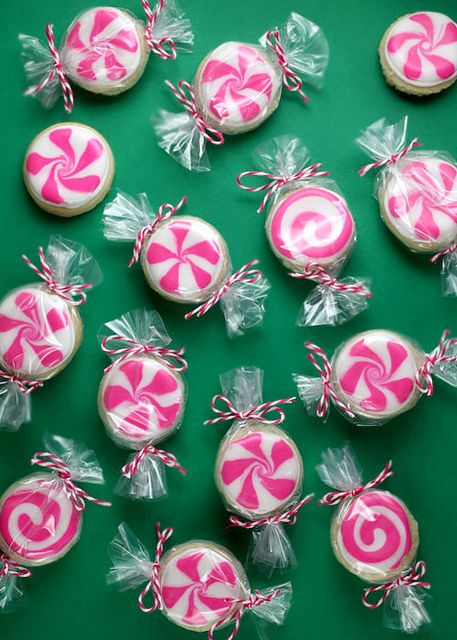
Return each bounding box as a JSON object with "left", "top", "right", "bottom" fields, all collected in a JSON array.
[
  {"left": 363, "top": 561, "right": 430, "bottom": 609},
  {"left": 236, "top": 164, "right": 329, "bottom": 214},
  {"left": 265, "top": 30, "right": 309, "bottom": 104},
  {"left": 30, "top": 452, "right": 111, "bottom": 511},
  {"left": 101, "top": 334, "right": 187, "bottom": 373},
  {"left": 121, "top": 445, "right": 187, "bottom": 478},
  {"left": 142, "top": 0, "right": 177, "bottom": 59},
  {"left": 205, "top": 394, "right": 296, "bottom": 425},
  {"left": 319, "top": 460, "right": 394, "bottom": 506},
  {"left": 138, "top": 522, "right": 174, "bottom": 613},
  {"left": 415, "top": 330, "right": 457, "bottom": 396},
  {"left": 128, "top": 195, "right": 187, "bottom": 266},
  {"left": 184, "top": 259, "right": 263, "bottom": 320},
  {"left": 0, "top": 553, "right": 32, "bottom": 579},
  {"left": 358, "top": 138, "right": 421, "bottom": 176},
  {"left": 290, "top": 262, "right": 372, "bottom": 297},
  {"left": 0, "top": 371, "right": 43, "bottom": 395},
  {"left": 228, "top": 494, "right": 314, "bottom": 529},
  {"left": 430, "top": 243, "right": 457, "bottom": 264}
]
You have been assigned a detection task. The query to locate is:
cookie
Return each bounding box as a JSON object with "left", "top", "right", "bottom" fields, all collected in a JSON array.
[
  {"left": 23, "top": 122, "right": 114, "bottom": 217},
  {"left": 380, "top": 11, "right": 457, "bottom": 96},
  {"left": 194, "top": 42, "right": 282, "bottom": 134}
]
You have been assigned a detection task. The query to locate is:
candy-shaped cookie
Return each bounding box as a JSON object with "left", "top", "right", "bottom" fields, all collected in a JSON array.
[
  {"left": 23, "top": 123, "right": 114, "bottom": 216},
  {"left": 238, "top": 136, "right": 371, "bottom": 326},
  {"left": 154, "top": 13, "right": 328, "bottom": 171},
  {"left": 98, "top": 309, "right": 187, "bottom": 501},
  {"left": 380, "top": 11, "right": 457, "bottom": 96},
  {"left": 20, "top": 1, "right": 193, "bottom": 112},
  {"left": 103, "top": 192, "right": 270, "bottom": 336},
  {"left": 317, "top": 445, "right": 430, "bottom": 633},
  {"left": 108, "top": 521, "right": 292, "bottom": 637},
  {"left": 295, "top": 329, "right": 457, "bottom": 425}
]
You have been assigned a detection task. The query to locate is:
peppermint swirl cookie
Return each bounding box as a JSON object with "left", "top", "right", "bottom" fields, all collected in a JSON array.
[
  {"left": 194, "top": 42, "right": 282, "bottom": 134},
  {"left": 0, "top": 473, "right": 82, "bottom": 567},
  {"left": 215, "top": 422, "right": 303, "bottom": 519},
  {"left": 380, "top": 11, "right": 457, "bottom": 95},
  {"left": 141, "top": 216, "right": 231, "bottom": 303},
  {"left": 331, "top": 490, "right": 419, "bottom": 582},
  {"left": 23, "top": 123, "right": 114, "bottom": 217},
  {"left": 0, "top": 284, "right": 82, "bottom": 380},
  {"left": 380, "top": 156, "right": 457, "bottom": 252},
  {"left": 98, "top": 354, "right": 186, "bottom": 449},
  {"left": 159, "top": 541, "right": 248, "bottom": 631}
]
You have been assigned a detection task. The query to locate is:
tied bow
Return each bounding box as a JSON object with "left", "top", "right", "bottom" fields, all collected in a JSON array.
[
  {"left": 228, "top": 494, "right": 314, "bottom": 529},
  {"left": 416, "top": 330, "right": 457, "bottom": 396},
  {"left": 265, "top": 30, "right": 309, "bottom": 104},
  {"left": 121, "top": 445, "right": 187, "bottom": 479},
  {"left": 101, "top": 334, "right": 187, "bottom": 373},
  {"left": 363, "top": 562, "right": 430, "bottom": 609},
  {"left": 138, "top": 523, "right": 174, "bottom": 613},
  {"left": 319, "top": 460, "right": 394, "bottom": 506},
  {"left": 358, "top": 138, "right": 421, "bottom": 176},
  {"left": 205, "top": 394, "right": 296, "bottom": 426},
  {"left": 0, "top": 371, "right": 43, "bottom": 394},
  {"left": 430, "top": 243, "right": 457, "bottom": 264},
  {"left": 290, "top": 262, "right": 372, "bottom": 297},
  {"left": 141, "top": 0, "right": 177, "bottom": 59},
  {"left": 0, "top": 553, "right": 32, "bottom": 579}
]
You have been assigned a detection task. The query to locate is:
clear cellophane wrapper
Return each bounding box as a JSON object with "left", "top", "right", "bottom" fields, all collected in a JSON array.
[{"left": 219, "top": 275, "right": 270, "bottom": 338}]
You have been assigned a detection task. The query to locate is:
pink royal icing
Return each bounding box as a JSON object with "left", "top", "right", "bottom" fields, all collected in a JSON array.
[
  {"left": 333, "top": 331, "right": 418, "bottom": 416},
  {"left": 161, "top": 544, "right": 243, "bottom": 629},
  {"left": 385, "top": 12, "right": 457, "bottom": 87},
  {"left": 384, "top": 156, "right": 457, "bottom": 248},
  {"left": 0, "top": 476, "right": 81, "bottom": 564},
  {"left": 218, "top": 431, "right": 302, "bottom": 516},
  {"left": 268, "top": 186, "right": 355, "bottom": 268},
  {"left": 336, "top": 490, "right": 413, "bottom": 577},
  {"left": 0, "top": 286, "right": 76, "bottom": 378}
]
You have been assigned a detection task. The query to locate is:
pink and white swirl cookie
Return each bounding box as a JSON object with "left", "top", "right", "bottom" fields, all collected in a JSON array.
[
  {"left": 98, "top": 355, "right": 186, "bottom": 449},
  {"left": 141, "top": 216, "right": 231, "bottom": 303},
  {"left": 380, "top": 156, "right": 457, "bottom": 252},
  {"left": 0, "top": 473, "right": 82, "bottom": 567},
  {"left": 266, "top": 185, "right": 356, "bottom": 271},
  {"left": 24, "top": 123, "right": 114, "bottom": 217},
  {"left": 194, "top": 42, "right": 282, "bottom": 134},
  {"left": 62, "top": 7, "right": 149, "bottom": 95},
  {"left": 331, "top": 490, "right": 419, "bottom": 582},
  {"left": 215, "top": 423, "right": 303, "bottom": 519},
  {"left": 331, "top": 330, "right": 424, "bottom": 422},
  {"left": 159, "top": 541, "right": 248, "bottom": 631},
  {"left": 0, "top": 284, "right": 82, "bottom": 380},
  {"left": 380, "top": 11, "right": 457, "bottom": 95}
]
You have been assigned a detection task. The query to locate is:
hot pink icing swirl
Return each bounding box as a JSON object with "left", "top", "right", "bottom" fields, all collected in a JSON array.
[
  {"left": 386, "top": 12, "right": 457, "bottom": 84},
  {"left": 102, "top": 358, "right": 183, "bottom": 441},
  {"left": 25, "top": 127, "right": 105, "bottom": 206},
  {"left": 162, "top": 548, "right": 240, "bottom": 628},
  {"left": 0, "top": 288, "right": 72, "bottom": 376},
  {"left": 220, "top": 432, "right": 300, "bottom": 514},
  {"left": 269, "top": 187, "right": 355, "bottom": 267},
  {"left": 337, "top": 491, "right": 413, "bottom": 575},
  {"left": 0, "top": 479, "right": 81, "bottom": 563}
]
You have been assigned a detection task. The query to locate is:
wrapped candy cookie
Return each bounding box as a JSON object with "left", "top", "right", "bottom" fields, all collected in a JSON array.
[
  {"left": 205, "top": 366, "right": 310, "bottom": 574},
  {"left": 237, "top": 135, "right": 372, "bottom": 326},
  {"left": 98, "top": 308, "right": 187, "bottom": 501},
  {"left": 294, "top": 330, "right": 457, "bottom": 426},
  {"left": 0, "top": 235, "right": 101, "bottom": 431},
  {"left": 20, "top": 0, "right": 193, "bottom": 113},
  {"left": 357, "top": 116, "right": 457, "bottom": 296},
  {"left": 0, "top": 434, "right": 110, "bottom": 612},
  {"left": 154, "top": 13, "right": 328, "bottom": 171},
  {"left": 103, "top": 191, "right": 270, "bottom": 336},
  {"left": 107, "top": 521, "right": 292, "bottom": 638},
  {"left": 317, "top": 445, "right": 431, "bottom": 633}
]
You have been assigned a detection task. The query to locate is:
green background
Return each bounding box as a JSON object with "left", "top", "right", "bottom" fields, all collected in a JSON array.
[{"left": 1, "top": 0, "right": 456, "bottom": 638}]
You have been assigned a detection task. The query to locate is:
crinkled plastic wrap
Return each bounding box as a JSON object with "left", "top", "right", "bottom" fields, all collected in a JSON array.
[
  {"left": 357, "top": 116, "right": 457, "bottom": 296},
  {"left": 317, "top": 445, "right": 430, "bottom": 634},
  {"left": 154, "top": 13, "right": 329, "bottom": 171}
]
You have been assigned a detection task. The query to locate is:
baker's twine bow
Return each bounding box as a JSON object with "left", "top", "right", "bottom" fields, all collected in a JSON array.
[
  {"left": 165, "top": 80, "right": 225, "bottom": 145},
  {"left": 430, "top": 243, "right": 457, "bottom": 264},
  {"left": 138, "top": 522, "right": 174, "bottom": 613},
  {"left": 142, "top": 0, "right": 177, "bottom": 58},
  {"left": 128, "top": 195, "right": 187, "bottom": 267},
  {"left": 0, "top": 371, "right": 43, "bottom": 394},
  {"left": 319, "top": 460, "right": 394, "bottom": 506},
  {"left": 415, "top": 330, "right": 457, "bottom": 396},
  {"left": 0, "top": 553, "right": 32, "bottom": 579},
  {"left": 204, "top": 394, "right": 296, "bottom": 425},
  {"left": 290, "top": 262, "right": 372, "bottom": 297},
  {"left": 265, "top": 30, "right": 309, "bottom": 103},
  {"left": 358, "top": 138, "right": 421, "bottom": 176},
  {"left": 121, "top": 445, "right": 187, "bottom": 478},
  {"left": 184, "top": 259, "right": 263, "bottom": 320},
  {"left": 101, "top": 335, "right": 187, "bottom": 373},
  {"left": 23, "top": 24, "right": 74, "bottom": 113},
  {"left": 304, "top": 342, "right": 355, "bottom": 419},
  {"left": 208, "top": 588, "right": 282, "bottom": 640},
  {"left": 30, "top": 452, "right": 111, "bottom": 512},
  {"left": 228, "top": 494, "right": 314, "bottom": 529},
  {"left": 363, "top": 561, "right": 430, "bottom": 609},
  {"left": 236, "top": 164, "right": 329, "bottom": 214},
  {"left": 22, "top": 247, "right": 92, "bottom": 305}
]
